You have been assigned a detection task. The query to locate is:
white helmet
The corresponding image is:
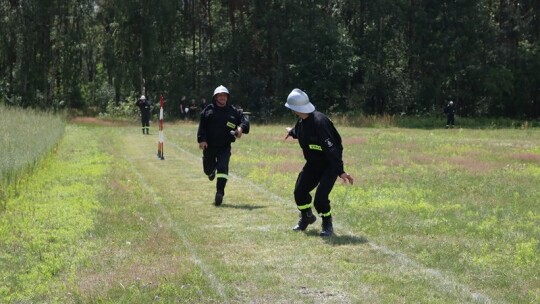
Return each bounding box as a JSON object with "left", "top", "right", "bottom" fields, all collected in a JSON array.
[
  {"left": 449, "top": 101, "right": 454, "bottom": 105},
  {"left": 213, "top": 85, "right": 229, "bottom": 97},
  {"left": 285, "top": 88, "right": 315, "bottom": 114},
  {"left": 140, "top": 95, "right": 146, "bottom": 100}
]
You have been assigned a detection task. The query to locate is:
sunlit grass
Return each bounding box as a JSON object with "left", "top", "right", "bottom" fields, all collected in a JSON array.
[
  {"left": 0, "top": 105, "right": 65, "bottom": 206},
  {"left": 1, "top": 116, "right": 539, "bottom": 303}
]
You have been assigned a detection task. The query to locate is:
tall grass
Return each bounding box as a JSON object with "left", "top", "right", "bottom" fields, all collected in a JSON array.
[{"left": 0, "top": 105, "right": 66, "bottom": 207}]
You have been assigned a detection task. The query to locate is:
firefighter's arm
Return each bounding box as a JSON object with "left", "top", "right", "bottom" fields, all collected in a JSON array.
[
  {"left": 285, "top": 124, "right": 298, "bottom": 140},
  {"left": 317, "top": 119, "right": 345, "bottom": 176}
]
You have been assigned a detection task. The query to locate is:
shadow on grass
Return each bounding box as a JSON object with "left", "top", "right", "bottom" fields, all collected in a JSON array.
[
  {"left": 305, "top": 230, "right": 369, "bottom": 245},
  {"left": 220, "top": 204, "right": 267, "bottom": 211}
]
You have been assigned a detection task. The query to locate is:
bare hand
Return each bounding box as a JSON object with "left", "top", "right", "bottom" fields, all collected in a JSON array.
[
  {"left": 339, "top": 173, "right": 354, "bottom": 185},
  {"left": 199, "top": 141, "right": 208, "bottom": 150},
  {"left": 285, "top": 127, "right": 292, "bottom": 140},
  {"left": 236, "top": 127, "right": 243, "bottom": 138}
]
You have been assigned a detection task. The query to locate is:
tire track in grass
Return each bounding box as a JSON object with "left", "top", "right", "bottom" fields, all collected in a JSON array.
[{"left": 165, "top": 134, "right": 496, "bottom": 304}]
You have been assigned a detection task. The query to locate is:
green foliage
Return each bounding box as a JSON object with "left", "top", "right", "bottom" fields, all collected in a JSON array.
[
  {"left": 1, "top": 1, "right": 539, "bottom": 118},
  {"left": 98, "top": 93, "right": 139, "bottom": 120}
]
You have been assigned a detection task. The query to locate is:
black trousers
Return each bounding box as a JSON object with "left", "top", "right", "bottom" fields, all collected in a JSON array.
[
  {"left": 203, "top": 145, "right": 231, "bottom": 194},
  {"left": 294, "top": 162, "right": 337, "bottom": 216},
  {"left": 141, "top": 114, "right": 150, "bottom": 133},
  {"left": 446, "top": 114, "right": 454, "bottom": 126}
]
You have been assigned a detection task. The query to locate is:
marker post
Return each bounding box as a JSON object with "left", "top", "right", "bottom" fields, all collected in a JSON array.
[{"left": 157, "top": 95, "right": 165, "bottom": 160}]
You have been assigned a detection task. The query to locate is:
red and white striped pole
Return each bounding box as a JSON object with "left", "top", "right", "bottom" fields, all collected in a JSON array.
[{"left": 157, "top": 95, "right": 165, "bottom": 160}]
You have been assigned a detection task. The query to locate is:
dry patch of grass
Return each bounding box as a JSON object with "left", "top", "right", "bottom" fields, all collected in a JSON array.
[
  {"left": 511, "top": 153, "right": 540, "bottom": 163},
  {"left": 343, "top": 136, "right": 367, "bottom": 145},
  {"left": 448, "top": 156, "right": 500, "bottom": 173}
]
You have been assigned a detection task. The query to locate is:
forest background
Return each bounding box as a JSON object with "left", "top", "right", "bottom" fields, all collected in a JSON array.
[{"left": 1, "top": 0, "right": 539, "bottom": 120}]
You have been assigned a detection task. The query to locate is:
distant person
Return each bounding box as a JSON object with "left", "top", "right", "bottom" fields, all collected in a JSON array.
[
  {"left": 189, "top": 99, "right": 198, "bottom": 120},
  {"left": 136, "top": 95, "right": 151, "bottom": 134},
  {"left": 284, "top": 88, "right": 354, "bottom": 237},
  {"left": 179, "top": 95, "right": 187, "bottom": 119},
  {"left": 200, "top": 97, "right": 208, "bottom": 111},
  {"left": 197, "top": 85, "right": 250, "bottom": 206},
  {"left": 444, "top": 101, "right": 455, "bottom": 128}
]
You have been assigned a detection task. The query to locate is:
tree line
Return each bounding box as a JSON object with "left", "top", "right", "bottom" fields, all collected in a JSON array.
[{"left": 1, "top": 0, "right": 539, "bottom": 119}]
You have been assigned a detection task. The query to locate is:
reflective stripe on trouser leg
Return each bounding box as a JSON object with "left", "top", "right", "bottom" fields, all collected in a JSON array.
[
  {"left": 293, "top": 165, "right": 319, "bottom": 210},
  {"left": 215, "top": 146, "right": 231, "bottom": 195},
  {"left": 297, "top": 203, "right": 312, "bottom": 211},
  {"left": 320, "top": 210, "right": 332, "bottom": 217}
]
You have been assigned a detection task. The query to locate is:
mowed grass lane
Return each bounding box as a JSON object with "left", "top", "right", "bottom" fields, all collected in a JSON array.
[
  {"left": 109, "top": 123, "right": 462, "bottom": 303},
  {"left": 2, "top": 120, "right": 539, "bottom": 303}
]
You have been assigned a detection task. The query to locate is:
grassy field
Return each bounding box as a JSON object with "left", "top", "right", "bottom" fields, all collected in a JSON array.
[
  {"left": 1, "top": 117, "right": 539, "bottom": 303},
  {"left": 0, "top": 105, "right": 65, "bottom": 207}
]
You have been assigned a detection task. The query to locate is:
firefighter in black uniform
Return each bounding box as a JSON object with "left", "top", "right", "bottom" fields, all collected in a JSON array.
[
  {"left": 197, "top": 85, "right": 250, "bottom": 206},
  {"left": 136, "top": 95, "right": 151, "bottom": 134},
  {"left": 284, "top": 88, "right": 354, "bottom": 237},
  {"left": 444, "top": 100, "right": 455, "bottom": 128}
]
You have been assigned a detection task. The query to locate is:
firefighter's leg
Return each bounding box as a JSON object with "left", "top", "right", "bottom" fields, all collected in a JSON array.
[
  {"left": 292, "top": 164, "right": 321, "bottom": 231},
  {"left": 202, "top": 146, "right": 217, "bottom": 178},
  {"left": 143, "top": 116, "right": 150, "bottom": 134},
  {"left": 141, "top": 117, "right": 146, "bottom": 134},
  {"left": 213, "top": 146, "right": 231, "bottom": 206},
  {"left": 313, "top": 168, "right": 338, "bottom": 236}
]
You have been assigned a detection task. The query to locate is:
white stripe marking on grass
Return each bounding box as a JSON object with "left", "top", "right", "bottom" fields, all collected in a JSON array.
[{"left": 167, "top": 140, "right": 495, "bottom": 303}]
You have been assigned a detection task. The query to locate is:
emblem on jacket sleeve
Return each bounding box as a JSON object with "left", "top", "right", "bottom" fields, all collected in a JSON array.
[{"left": 325, "top": 138, "right": 333, "bottom": 148}]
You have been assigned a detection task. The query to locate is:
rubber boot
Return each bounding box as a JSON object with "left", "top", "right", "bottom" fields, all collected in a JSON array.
[
  {"left": 293, "top": 208, "right": 317, "bottom": 231},
  {"left": 214, "top": 191, "right": 224, "bottom": 206},
  {"left": 320, "top": 216, "right": 334, "bottom": 237}
]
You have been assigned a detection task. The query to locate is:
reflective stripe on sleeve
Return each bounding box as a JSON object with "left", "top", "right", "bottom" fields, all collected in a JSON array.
[{"left": 309, "top": 144, "right": 322, "bottom": 151}]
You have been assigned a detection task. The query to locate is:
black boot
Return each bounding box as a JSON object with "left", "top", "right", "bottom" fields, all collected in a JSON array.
[
  {"left": 293, "top": 208, "right": 317, "bottom": 231},
  {"left": 208, "top": 170, "right": 216, "bottom": 181},
  {"left": 214, "top": 191, "right": 224, "bottom": 206},
  {"left": 320, "top": 216, "right": 334, "bottom": 237}
]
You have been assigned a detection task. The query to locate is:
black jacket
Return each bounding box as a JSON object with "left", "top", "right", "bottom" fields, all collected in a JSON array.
[
  {"left": 136, "top": 99, "right": 151, "bottom": 117},
  {"left": 288, "top": 111, "right": 344, "bottom": 176},
  {"left": 197, "top": 103, "right": 250, "bottom": 147},
  {"left": 444, "top": 105, "right": 455, "bottom": 116}
]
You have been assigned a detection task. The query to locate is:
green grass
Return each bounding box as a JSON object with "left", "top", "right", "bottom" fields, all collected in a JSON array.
[
  {"left": 1, "top": 118, "right": 539, "bottom": 303},
  {"left": 0, "top": 105, "right": 65, "bottom": 206}
]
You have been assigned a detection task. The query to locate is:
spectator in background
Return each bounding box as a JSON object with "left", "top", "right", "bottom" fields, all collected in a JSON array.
[
  {"left": 188, "top": 98, "right": 198, "bottom": 120},
  {"left": 136, "top": 95, "right": 151, "bottom": 134},
  {"left": 444, "top": 101, "right": 455, "bottom": 128},
  {"left": 200, "top": 97, "right": 208, "bottom": 111},
  {"left": 179, "top": 96, "right": 187, "bottom": 120}
]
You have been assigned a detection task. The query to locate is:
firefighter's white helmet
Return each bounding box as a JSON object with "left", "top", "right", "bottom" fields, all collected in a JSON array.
[
  {"left": 449, "top": 101, "right": 454, "bottom": 105},
  {"left": 213, "top": 85, "right": 229, "bottom": 96},
  {"left": 140, "top": 95, "right": 146, "bottom": 100},
  {"left": 285, "top": 88, "right": 315, "bottom": 114}
]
